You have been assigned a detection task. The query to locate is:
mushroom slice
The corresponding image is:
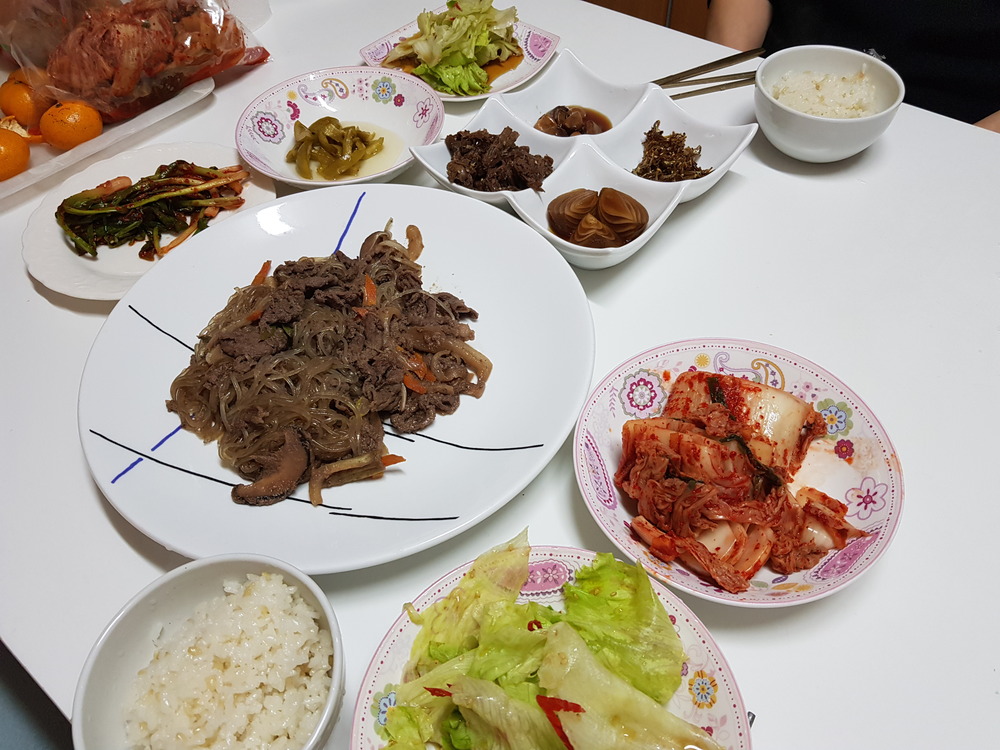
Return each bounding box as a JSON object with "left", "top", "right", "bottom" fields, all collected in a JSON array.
[{"left": 232, "top": 429, "right": 309, "bottom": 506}]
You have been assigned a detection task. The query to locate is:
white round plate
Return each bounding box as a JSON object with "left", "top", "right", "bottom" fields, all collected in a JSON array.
[
  {"left": 22, "top": 141, "right": 275, "bottom": 301},
  {"left": 359, "top": 11, "right": 559, "bottom": 102},
  {"left": 574, "top": 338, "right": 903, "bottom": 607},
  {"left": 351, "top": 545, "right": 751, "bottom": 750},
  {"left": 78, "top": 183, "right": 595, "bottom": 574}
]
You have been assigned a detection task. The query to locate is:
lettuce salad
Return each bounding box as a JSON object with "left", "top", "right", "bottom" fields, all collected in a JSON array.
[
  {"left": 382, "top": 0, "right": 522, "bottom": 96},
  {"left": 378, "top": 530, "right": 724, "bottom": 750}
]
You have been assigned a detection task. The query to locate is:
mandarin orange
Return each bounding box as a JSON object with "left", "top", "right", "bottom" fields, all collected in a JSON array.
[
  {"left": 39, "top": 101, "right": 104, "bottom": 150},
  {"left": 0, "top": 79, "right": 53, "bottom": 129},
  {"left": 0, "top": 128, "right": 31, "bottom": 181}
]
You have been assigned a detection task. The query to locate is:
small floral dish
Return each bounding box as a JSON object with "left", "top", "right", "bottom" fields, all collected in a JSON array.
[
  {"left": 350, "top": 545, "right": 752, "bottom": 750},
  {"left": 408, "top": 96, "right": 576, "bottom": 207},
  {"left": 359, "top": 8, "right": 559, "bottom": 102},
  {"left": 574, "top": 338, "right": 903, "bottom": 608},
  {"left": 235, "top": 66, "right": 444, "bottom": 190},
  {"left": 504, "top": 141, "right": 687, "bottom": 269},
  {"left": 73, "top": 554, "right": 345, "bottom": 750}
]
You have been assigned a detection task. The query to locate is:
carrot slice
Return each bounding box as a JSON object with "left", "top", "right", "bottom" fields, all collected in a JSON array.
[
  {"left": 403, "top": 371, "right": 428, "bottom": 394},
  {"left": 251, "top": 260, "right": 271, "bottom": 286}
]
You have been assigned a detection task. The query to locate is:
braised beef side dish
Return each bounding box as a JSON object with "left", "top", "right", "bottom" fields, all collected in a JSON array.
[{"left": 445, "top": 126, "right": 554, "bottom": 191}]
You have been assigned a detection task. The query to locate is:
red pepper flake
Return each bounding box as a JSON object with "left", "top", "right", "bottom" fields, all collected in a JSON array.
[
  {"left": 424, "top": 686, "right": 453, "bottom": 697},
  {"left": 537, "top": 695, "right": 585, "bottom": 750},
  {"left": 527, "top": 619, "right": 543, "bottom": 631}
]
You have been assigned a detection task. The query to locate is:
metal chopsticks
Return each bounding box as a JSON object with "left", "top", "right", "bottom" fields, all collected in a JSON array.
[
  {"left": 653, "top": 47, "right": 764, "bottom": 100},
  {"left": 670, "top": 74, "right": 756, "bottom": 99}
]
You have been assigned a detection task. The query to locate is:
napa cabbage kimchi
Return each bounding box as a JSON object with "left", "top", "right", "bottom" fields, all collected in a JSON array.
[{"left": 615, "top": 371, "right": 866, "bottom": 593}]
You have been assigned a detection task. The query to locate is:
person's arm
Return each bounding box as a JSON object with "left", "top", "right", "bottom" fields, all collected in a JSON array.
[
  {"left": 975, "top": 110, "right": 1000, "bottom": 134},
  {"left": 705, "top": 0, "right": 773, "bottom": 51}
]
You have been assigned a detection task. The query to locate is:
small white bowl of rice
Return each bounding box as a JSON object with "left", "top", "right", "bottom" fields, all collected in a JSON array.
[
  {"left": 73, "top": 554, "right": 344, "bottom": 750},
  {"left": 754, "top": 45, "right": 905, "bottom": 163}
]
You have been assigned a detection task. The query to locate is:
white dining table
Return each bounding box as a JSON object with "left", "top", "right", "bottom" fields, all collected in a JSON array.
[{"left": 2, "top": 1, "right": 998, "bottom": 748}]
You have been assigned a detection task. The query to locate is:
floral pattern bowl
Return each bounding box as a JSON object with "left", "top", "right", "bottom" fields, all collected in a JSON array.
[
  {"left": 350, "top": 545, "right": 752, "bottom": 750},
  {"left": 235, "top": 67, "right": 444, "bottom": 190},
  {"left": 574, "top": 338, "right": 904, "bottom": 607}
]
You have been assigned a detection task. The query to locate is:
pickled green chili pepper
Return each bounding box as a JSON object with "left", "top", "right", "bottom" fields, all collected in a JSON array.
[{"left": 286, "top": 116, "right": 384, "bottom": 180}]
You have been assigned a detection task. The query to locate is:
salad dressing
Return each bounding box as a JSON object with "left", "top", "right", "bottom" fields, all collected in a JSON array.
[{"left": 484, "top": 52, "right": 524, "bottom": 82}]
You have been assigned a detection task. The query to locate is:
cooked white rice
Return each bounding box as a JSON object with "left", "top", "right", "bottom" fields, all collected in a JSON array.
[
  {"left": 772, "top": 68, "right": 878, "bottom": 118},
  {"left": 125, "top": 572, "right": 333, "bottom": 750}
]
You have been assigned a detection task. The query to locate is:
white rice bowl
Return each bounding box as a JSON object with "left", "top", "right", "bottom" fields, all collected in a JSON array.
[
  {"left": 125, "top": 572, "right": 333, "bottom": 749},
  {"left": 73, "top": 555, "right": 345, "bottom": 750},
  {"left": 753, "top": 45, "right": 904, "bottom": 162}
]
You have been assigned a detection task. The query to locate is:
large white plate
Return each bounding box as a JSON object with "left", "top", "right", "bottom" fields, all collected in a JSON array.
[
  {"left": 0, "top": 78, "right": 214, "bottom": 202},
  {"left": 22, "top": 142, "right": 276, "bottom": 300},
  {"left": 359, "top": 9, "right": 559, "bottom": 102},
  {"left": 351, "top": 545, "right": 752, "bottom": 750},
  {"left": 574, "top": 338, "right": 903, "bottom": 607},
  {"left": 78, "top": 183, "right": 595, "bottom": 574}
]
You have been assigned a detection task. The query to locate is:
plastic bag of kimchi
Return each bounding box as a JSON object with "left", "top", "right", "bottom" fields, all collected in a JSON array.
[{"left": 1, "top": 0, "right": 269, "bottom": 123}]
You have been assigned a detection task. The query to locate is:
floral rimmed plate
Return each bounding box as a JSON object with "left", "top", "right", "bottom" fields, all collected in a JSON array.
[
  {"left": 235, "top": 66, "right": 444, "bottom": 190},
  {"left": 359, "top": 8, "right": 559, "bottom": 102},
  {"left": 574, "top": 338, "right": 903, "bottom": 608},
  {"left": 350, "top": 545, "right": 752, "bottom": 750}
]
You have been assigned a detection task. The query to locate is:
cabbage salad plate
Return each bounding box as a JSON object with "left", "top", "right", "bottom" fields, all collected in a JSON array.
[
  {"left": 351, "top": 545, "right": 752, "bottom": 750},
  {"left": 23, "top": 142, "right": 276, "bottom": 300},
  {"left": 359, "top": 6, "right": 559, "bottom": 102},
  {"left": 574, "top": 338, "right": 903, "bottom": 607},
  {"left": 0, "top": 78, "right": 214, "bottom": 202},
  {"left": 78, "top": 183, "right": 595, "bottom": 574}
]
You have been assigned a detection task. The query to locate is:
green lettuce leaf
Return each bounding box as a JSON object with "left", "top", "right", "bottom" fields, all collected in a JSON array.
[
  {"left": 402, "top": 529, "right": 530, "bottom": 680},
  {"left": 562, "top": 552, "right": 685, "bottom": 703},
  {"left": 537, "top": 622, "right": 723, "bottom": 750},
  {"left": 448, "top": 674, "right": 565, "bottom": 750},
  {"left": 467, "top": 599, "right": 562, "bottom": 703},
  {"left": 383, "top": 0, "right": 521, "bottom": 95}
]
